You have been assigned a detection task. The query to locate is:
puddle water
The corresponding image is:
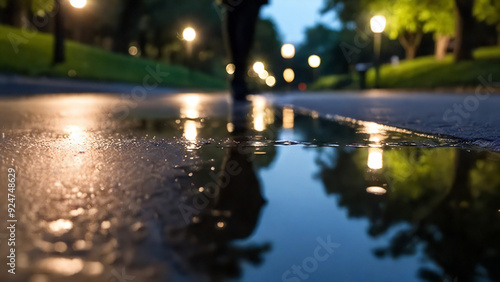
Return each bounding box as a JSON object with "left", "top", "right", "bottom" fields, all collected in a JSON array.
[{"left": 1, "top": 93, "right": 500, "bottom": 282}]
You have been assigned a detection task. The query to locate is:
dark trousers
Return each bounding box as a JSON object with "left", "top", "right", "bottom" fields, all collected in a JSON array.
[{"left": 222, "top": 0, "right": 266, "bottom": 100}]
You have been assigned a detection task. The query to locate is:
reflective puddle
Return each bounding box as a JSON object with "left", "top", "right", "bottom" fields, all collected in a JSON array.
[{"left": 0, "top": 93, "right": 500, "bottom": 282}]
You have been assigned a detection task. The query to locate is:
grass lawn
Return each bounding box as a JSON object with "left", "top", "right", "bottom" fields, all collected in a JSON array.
[
  {"left": 313, "top": 45, "right": 500, "bottom": 90},
  {"left": 0, "top": 25, "right": 226, "bottom": 90}
]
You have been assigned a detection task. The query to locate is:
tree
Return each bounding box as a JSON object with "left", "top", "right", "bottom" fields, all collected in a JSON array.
[
  {"left": 419, "top": 0, "right": 456, "bottom": 60},
  {"left": 317, "top": 147, "right": 500, "bottom": 281},
  {"left": 454, "top": 0, "right": 476, "bottom": 61},
  {"left": 474, "top": 0, "right": 500, "bottom": 45},
  {"left": 323, "top": 0, "right": 427, "bottom": 60},
  {"left": 379, "top": 0, "right": 425, "bottom": 60},
  {"left": 0, "top": 0, "right": 30, "bottom": 27}
]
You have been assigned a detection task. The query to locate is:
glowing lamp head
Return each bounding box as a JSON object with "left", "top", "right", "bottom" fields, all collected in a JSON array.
[
  {"left": 226, "top": 63, "right": 235, "bottom": 75},
  {"left": 281, "top": 44, "right": 295, "bottom": 59},
  {"left": 70, "top": 0, "right": 87, "bottom": 8},
  {"left": 370, "top": 15, "right": 386, "bottom": 33},
  {"left": 265, "top": 76, "right": 276, "bottom": 87},
  {"left": 253, "top": 62, "right": 265, "bottom": 74},
  {"left": 183, "top": 27, "right": 196, "bottom": 42},
  {"left": 308, "top": 55, "right": 321, "bottom": 68},
  {"left": 283, "top": 68, "right": 295, "bottom": 83}
]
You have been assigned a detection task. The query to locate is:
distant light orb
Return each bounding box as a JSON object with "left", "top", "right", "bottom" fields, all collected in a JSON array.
[
  {"left": 258, "top": 70, "right": 269, "bottom": 80},
  {"left": 298, "top": 82, "right": 307, "bottom": 91},
  {"left": 253, "top": 62, "right": 265, "bottom": 74},
  {"left": 70, "top": 0, "right": 87, "bottom": 8},
  {"left": 265, "top": 76, "right": 276, "bottom": 87},
  {"left": 128, "top": 46, "right": 138, "bottom": 56},
  {"left": 226, "top": 63, "right": 235, "bottom": 75},
  {"left": 283, "top": 68, "right": 295, "bottom": 83},
  {"left": 308, "top": 55, "right": 321, "bottom": 68},
  {"left": 281, "top": 43, "right": 295, "bottom": 59},
  {"left": 370, "top": 15, "right": 386, "bottom": 33},
  {"left": 366, "top": 186, "right": 387, "bottom": 195},
  {"left": 183, "top": 27, "right": 196, "bottom": 42}
]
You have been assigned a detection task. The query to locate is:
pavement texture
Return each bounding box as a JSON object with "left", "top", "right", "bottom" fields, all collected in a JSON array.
[
  {"left": 268, "top": 90, "right": 500, "bottom": 150},
  {"left": 2, "top": 75, "right": 499, "bottom": 149},
  {"left": 0, "top": 85, "right": 499, "bottom": 281}
]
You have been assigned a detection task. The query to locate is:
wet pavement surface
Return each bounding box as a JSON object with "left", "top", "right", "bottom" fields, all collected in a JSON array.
[
  {"left": 1, "top": 93, "right": 500, "bottom": 282},
  {"left": 269, "top": 91, "right": 500, "bottom": 150}
]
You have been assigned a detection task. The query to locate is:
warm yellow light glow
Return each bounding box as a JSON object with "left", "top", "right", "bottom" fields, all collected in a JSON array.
[
  {"left": 281, "top": 43, "right": 295, "bottom": 59},
  {"left": 265, "top": 76, "right": 276, "bottom": 87},
  {"left": 226, "top": 63, "right": 235, "bottom": 75},
  {"left": 258, "top": 70, "right": 269, "bottom": 80},
  {"left": 128, "top": 46, "right": 138, "bottom": 56},
  {"left": 283, "top": 107, "right": 294, "bottom": 129},
  {"left": 366, "top": 186, "right": 387, "bottom": 195},
  {"left": 183, "top": 27, "right": 196, "bottom": 41},
  {"left": 308, "top": 55, "right": 321, "bottom": 68},
  {"left": 370, "top": 15, "right": 386, "bottom": 33},
  {"left": 368, "top": 148, "right": 383, "bottom": 169},
  {"left": 184, "top": 120, "right": 198, "bottom": 141},
  {"left": 70, "top": 0, "right": 87, "bottom": 9},
  {"left": 253, "top": 62, "right": 265, "bottom": 74},
  {"left": 252, "top": 96, "right": 268, "bottom": 132},
  {"left": 48, "top": 219, "right": 74, "bottom": 236},
  {"left": 283, "top": 68, "right": 295, "bottom": 83},
  {"left": 180, "top": 94, "right": 200, "bottom": 119},
  {"left": 36, "top": 258, "right": 84, "bottom": 276}
]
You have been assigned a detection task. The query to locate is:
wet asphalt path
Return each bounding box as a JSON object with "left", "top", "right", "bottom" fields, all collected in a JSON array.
[{"left": 269, "top": 90, "right": 500, "bottom": 150}]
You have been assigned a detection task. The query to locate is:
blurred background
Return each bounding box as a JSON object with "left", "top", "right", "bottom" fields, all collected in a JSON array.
[{"left": 0, "top": 0, "right": 499, "bottom": 92}]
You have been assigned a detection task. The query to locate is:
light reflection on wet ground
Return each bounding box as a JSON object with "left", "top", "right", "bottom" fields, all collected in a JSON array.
[{"left": 0, "top": 93, "right": 500, "bottom": 282}]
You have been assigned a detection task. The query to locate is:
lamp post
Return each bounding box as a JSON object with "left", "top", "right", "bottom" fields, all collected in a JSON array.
[
  {"left": 370, "top": 15, "right": 386, "bottom": 88},
  {"left": 183, "top": 27, "right": 196, "bottom": 57}
]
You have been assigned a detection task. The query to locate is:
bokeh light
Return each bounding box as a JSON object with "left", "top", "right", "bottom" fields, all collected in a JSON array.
[
  {"left": 308, "top": 55, "right": 321, "bottom": 68},
  {"left": 226, "top": 63, "right": 235, "bottom": 75},
  {"left": 183, "top": 27, "right": 196, "bottom": 41},
  {"left": 253, "top": 62, "right": 265, "bottom": 74},
  {"left": 283, "top": 68, "right": 295, "bottom": 83},
  {"left": 370, "top": 15, "right": 386, "bottom": 33},
  {"left": 128, "top": 46, "right": 138, "bottom": 56},
  {"left": 265, "top": 76, "right": 276, "bottom": 87},
  {"left": 281, "top": 43, "right": 295, "bottom": 59}
]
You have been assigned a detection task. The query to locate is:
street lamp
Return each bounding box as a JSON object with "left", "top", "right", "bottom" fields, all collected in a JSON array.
[
  {"left": 308, "top": 55, "right": 321, "bottom": 68},
  {"left": 183, "top": 27, "right": 196, "bottom": 42},
  {"left": 265, "top": 76, "right": 276, "bottom": 87},
  {"left": 370, "top": 15, "right": 386, "bottom": 88},
  {"left": 281, "top": 44, "right": 295, "bottom": 59},
  {"left": 253, "top": 61, "right": 265, "bottom": 74},
  {"left": 69, "top": 0, "right": 87, "bottom": 8},
  {"left": 283, "top": 68, "right": 295, "bottom": 83}
]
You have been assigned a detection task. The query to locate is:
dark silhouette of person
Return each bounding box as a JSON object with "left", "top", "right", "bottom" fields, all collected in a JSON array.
[
  {"left": 168, "top": 107, "right": 270, "bottom": 280},
  {"left": 220, "top": 0, "right": 268, "bottom": 101}
]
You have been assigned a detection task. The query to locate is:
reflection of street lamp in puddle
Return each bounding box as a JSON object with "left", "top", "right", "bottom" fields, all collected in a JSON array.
[
  {"left": 363, "top": 122, "right": 384, "bottom": 170},
  {"left": 183, "top": 120, "right": 198, "bottom": 141},
  {"left": 367, "top": 148, "right": 383, "bottom": 170},
  {"left": 282, "top": 107, "right": 294, "bottom": 129},
  {"left": 180, "top": 94, "right": 201, "bottom": 119},
  {"left": 180, "top": 94, "right": 201, "bottom": 149},
  {"left": 252, "top": 96, "right": 272, "bottom": 132}
]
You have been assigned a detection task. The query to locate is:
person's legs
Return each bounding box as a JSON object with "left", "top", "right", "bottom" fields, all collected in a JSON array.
[{"left": 223, "top": 0, "right": 265, "bottom": 101}]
